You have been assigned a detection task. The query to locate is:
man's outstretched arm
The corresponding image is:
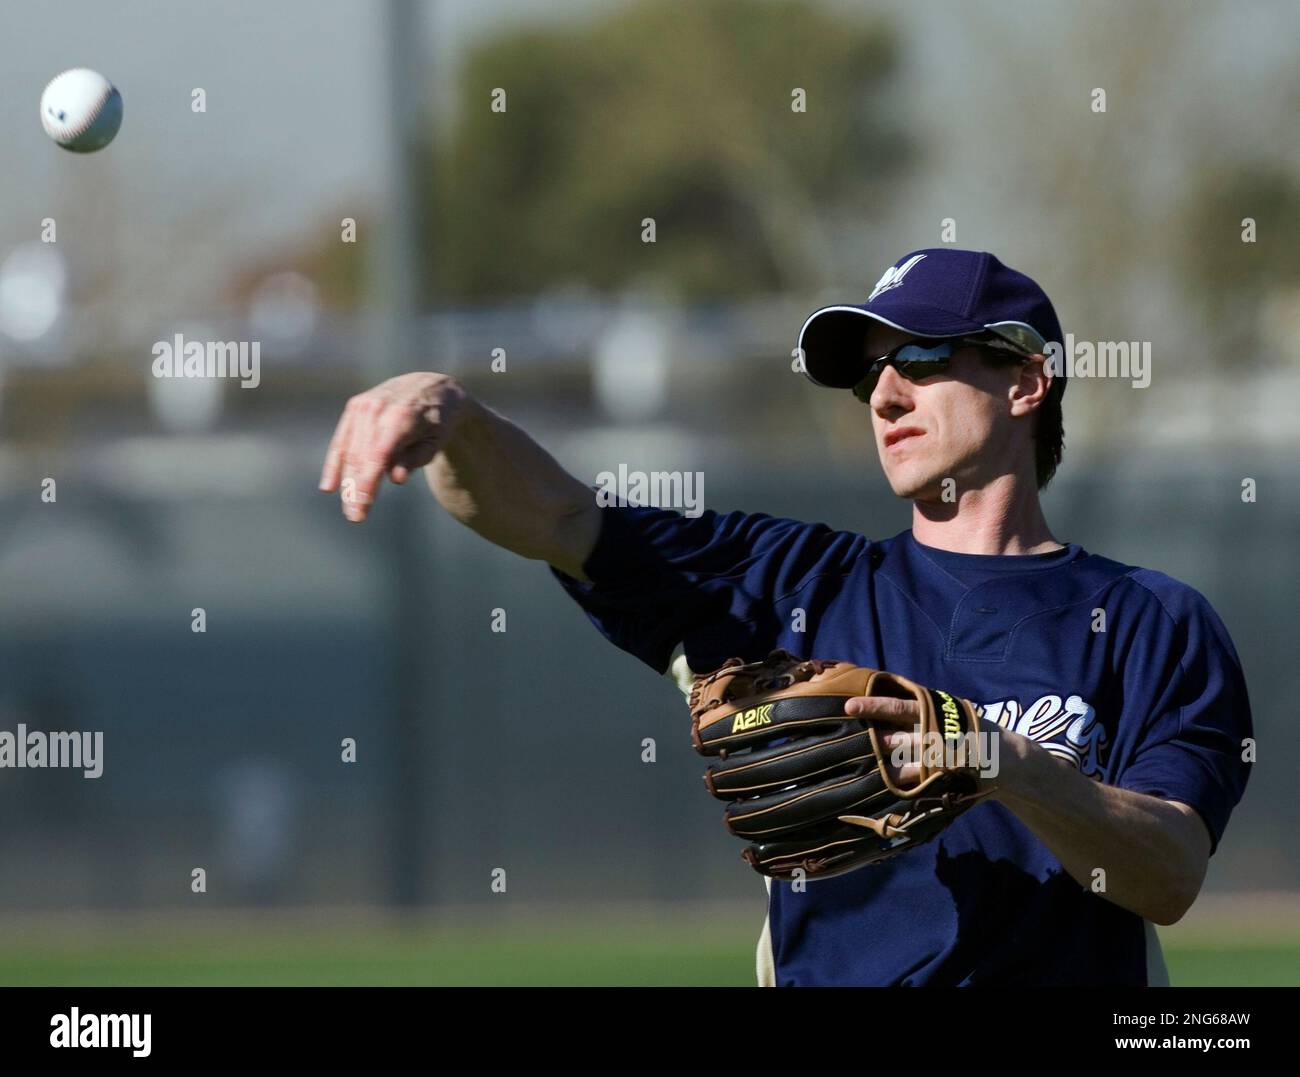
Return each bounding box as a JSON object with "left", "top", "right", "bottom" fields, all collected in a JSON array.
[{"left": 319, "top": 372, "right": 601, "bottom": 581}]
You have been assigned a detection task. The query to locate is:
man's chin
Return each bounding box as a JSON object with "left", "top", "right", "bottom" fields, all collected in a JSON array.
[{"left": 884, "top": 468, "right": 946, "bottom": 502}]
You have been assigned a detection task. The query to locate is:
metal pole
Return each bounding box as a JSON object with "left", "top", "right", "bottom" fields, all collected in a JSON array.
[{"left": 367, "top": 0, "right": 433, "bottom": 912}]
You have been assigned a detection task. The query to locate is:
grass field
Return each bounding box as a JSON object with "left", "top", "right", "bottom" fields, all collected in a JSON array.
[{"left": 0, "top": 897, "right": 1295, "bottom": 986}]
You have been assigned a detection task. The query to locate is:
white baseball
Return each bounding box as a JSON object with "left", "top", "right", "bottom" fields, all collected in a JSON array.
[{"left": 40, "top": 68, "right": 123, "bottom": 153}]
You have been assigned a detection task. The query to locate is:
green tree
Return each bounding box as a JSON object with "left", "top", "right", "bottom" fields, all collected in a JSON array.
[{"left": 422, "top": 0, "right": 908, "bottom": 301}]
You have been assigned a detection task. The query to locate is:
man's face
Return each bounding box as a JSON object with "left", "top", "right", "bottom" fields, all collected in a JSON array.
[{"left": 862, "top": 324, "right": 1029, "bottom": 501}]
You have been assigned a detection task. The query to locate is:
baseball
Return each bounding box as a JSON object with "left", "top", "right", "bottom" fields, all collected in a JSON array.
[{"left": 40, "top": 68, "right": 123, "bottom": 153}]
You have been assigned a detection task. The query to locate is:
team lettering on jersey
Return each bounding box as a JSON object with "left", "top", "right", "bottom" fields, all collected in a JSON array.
[{"left": 980, "top": 692, "right": 1109, "bottom": 778}]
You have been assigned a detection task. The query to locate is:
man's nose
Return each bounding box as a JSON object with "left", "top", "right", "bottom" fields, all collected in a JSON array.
[{"left": 869, "top": 363, "right": 913, "bottom": 414}]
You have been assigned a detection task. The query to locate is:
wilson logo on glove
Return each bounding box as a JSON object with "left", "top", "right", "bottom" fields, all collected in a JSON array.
[{"left": 938, "top": 691, "right": 963, "bottom": 740}]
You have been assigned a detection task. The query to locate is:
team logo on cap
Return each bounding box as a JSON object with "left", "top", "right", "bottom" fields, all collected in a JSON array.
[{"left": 868, "top": 253, "right": 926, "bottom": 302}]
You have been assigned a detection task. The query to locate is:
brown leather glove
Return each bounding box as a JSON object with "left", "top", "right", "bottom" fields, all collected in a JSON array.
[{"left": 689, "top": 649, "right": 993, "bottom": 881}]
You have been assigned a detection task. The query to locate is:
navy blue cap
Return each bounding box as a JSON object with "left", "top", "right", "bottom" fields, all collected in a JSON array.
[{"left": 797, "top": 248, "right": 1064, "bottom": 389}]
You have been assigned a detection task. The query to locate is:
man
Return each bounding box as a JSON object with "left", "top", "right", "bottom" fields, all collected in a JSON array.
[{"left": 320, "top": 248, "right": 1252, "bottom": 986}]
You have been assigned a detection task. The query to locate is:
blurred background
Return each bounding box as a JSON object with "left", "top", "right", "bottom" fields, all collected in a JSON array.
[{"left": 0, "top": 0, "right": 1297, "bottom": 985}]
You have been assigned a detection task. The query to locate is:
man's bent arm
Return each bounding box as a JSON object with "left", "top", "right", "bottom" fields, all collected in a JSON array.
[{"left": 993, "top": 730, "right": 1211, "bottom": 925}]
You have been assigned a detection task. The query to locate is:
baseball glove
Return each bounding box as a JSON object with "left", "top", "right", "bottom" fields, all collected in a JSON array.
[{"left": 688, "top": 649, "right": 992, "bottom": 881}]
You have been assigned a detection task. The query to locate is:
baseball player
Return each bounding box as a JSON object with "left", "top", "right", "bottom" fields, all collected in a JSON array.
[{"left": 320, "top": 247, "right": 1252, "bottom": 986}]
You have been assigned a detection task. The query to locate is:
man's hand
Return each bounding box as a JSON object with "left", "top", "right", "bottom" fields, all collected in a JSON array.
[
  {"left": 319, "top": 372, "right": 468, "bottom": 522},
  {"left": 845, "top": 694, "right": 1003, "bottom": 791},
  {"left": 845, "top": 694, "right": 924, "bottom": 786}
]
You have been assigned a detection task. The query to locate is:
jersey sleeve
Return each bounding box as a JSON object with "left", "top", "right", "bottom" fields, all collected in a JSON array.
[
  {"left": 1113, "top": 573, "right": 1253, "bottom": 855},
  {"left": 550, "top": 502, "right": 863, "bottom": 674}
]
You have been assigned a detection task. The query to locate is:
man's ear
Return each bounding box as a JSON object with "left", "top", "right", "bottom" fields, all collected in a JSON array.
[{"left": 1009, "top": 355, "right": 1051, "bottom": 418}]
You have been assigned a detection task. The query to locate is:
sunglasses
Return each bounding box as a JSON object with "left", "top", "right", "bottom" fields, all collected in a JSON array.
[{"left": 851, "top": 336, "right": 1034, "bottom": 403}]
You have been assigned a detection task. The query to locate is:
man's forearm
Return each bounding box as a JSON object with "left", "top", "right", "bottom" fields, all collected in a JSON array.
[
  {"left": 426, "top": 393, "right": 599, "bottom": 578},
  {"left": 991, "top": 729, "right": 1210, "bottom": 924}
]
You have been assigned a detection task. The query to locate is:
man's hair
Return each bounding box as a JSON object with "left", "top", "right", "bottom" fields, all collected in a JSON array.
[{"left": 1034, "top": 376, "right": 1066, "bottom": 490}]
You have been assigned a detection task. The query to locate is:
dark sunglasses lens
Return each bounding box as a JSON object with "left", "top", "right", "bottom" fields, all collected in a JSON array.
[
  {"left": 852, "top": 373, "right": 878, "bottom": 402},
  {"left": 893, "top": 342, "right": 955, "bottom": 380},
  {"left": 853, "top": 341, "right": 959, "bottom": 401},
  {"left": 896, "top": 358, "right": 953, "bottom": 380}
]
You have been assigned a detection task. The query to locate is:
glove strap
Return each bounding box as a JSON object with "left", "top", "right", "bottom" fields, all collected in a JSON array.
[{"left": 865, "top": 675, "right": 986, "bottom": 800}]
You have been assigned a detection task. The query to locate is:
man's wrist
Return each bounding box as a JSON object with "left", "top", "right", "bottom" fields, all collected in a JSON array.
[
  {"left": 979, "top": 719, "right": 1029, "bottom": 802},
  {"left": 434, "top": 378, "right": 477, "bottom": 453}
]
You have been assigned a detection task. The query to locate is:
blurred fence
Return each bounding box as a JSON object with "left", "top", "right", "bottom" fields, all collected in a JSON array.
[{"left": 0, "top": 368, "right": 1293, "bottom": 911}]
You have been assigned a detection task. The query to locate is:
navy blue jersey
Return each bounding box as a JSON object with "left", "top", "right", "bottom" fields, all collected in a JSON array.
[{"left": 551, "top": 504, "right": 1253, "bottom": 986}]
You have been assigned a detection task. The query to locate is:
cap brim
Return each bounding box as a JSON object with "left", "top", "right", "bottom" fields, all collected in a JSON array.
[{"left": 797, "top": 304, "right": 985, "bottom": 389}]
